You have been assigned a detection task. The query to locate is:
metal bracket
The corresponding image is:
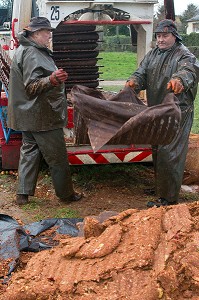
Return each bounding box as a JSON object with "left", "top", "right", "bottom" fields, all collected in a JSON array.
[{"left": 65, "top": 5, "right": 130, "bottom": 21}]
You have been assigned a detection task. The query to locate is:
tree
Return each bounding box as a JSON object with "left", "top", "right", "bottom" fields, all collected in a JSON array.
[
  {"left": 0, "top": 0, "right": 12, "bottom": 8},
  {"left": 153, "top": 4, "right": 165, "bottom": 29},
  {"left": 179, "top": 4, "right": 199, "bottom": 33},
  {"left": 103, "top": 25, "right": 130, "bottom": 36}
]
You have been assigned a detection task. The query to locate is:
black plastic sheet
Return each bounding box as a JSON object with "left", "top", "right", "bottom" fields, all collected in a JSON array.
[{"left": 0, "top": 214, "right": 83, "bottom": 276}]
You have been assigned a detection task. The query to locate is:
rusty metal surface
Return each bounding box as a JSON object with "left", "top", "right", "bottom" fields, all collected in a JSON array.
[
  {"left": 55, "top": 24, "right": 97, "bottom": 33},
  {"left": 53, "top": 23, "right": 101, "bottom": 92},
  {"left": 53, "top": 31, "right": 99, "bottom": 42},
  {"left": 55, "top": 58, "right": 101, "bottom": 68},
  {"left": 53, "top": 42, "right": 98, "bottom": 51},
  {"left": 63, "top": 66, "right": 100, "bottom": 74},
  {"left": 71, "top": 85, "right": 181, "bottom": 152},
  {"left": 53, "top": 50, "right": 99, "bottom": 59}
]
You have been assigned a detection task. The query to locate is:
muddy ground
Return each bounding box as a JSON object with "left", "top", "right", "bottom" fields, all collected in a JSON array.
[
  {"left": 1, "top": 161, "right": 199, "bottom": 299},
  {"left": 0, "top": 163, "right": 159, "bottom": 223},
  {"left": 0, "top": 162, "right": 198, "bottom": 224},
  {"left": 1, "top": 80, "right": 199, "bottom": 299},
  {"left": 0, "top": 83, "right": 199, "bottom": 300}
]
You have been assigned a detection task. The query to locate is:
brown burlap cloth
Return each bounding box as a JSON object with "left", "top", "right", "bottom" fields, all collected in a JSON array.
[{"left": 71, "top": 85, "right": 181, "bottom": 153}]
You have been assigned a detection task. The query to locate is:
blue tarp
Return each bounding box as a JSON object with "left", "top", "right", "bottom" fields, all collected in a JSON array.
[{"left": 0, "top": 214, "right": 83, "bottom": 276}]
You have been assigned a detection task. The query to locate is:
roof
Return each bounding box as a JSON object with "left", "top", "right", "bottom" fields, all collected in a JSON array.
[{"left": 187, "top": 14, "right": 199, "bottom": 22}]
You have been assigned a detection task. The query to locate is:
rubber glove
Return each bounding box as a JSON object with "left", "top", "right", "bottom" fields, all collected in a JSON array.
[
  {"left": 50, "top": 69, "right": 68, "bottom": 86},
  {"left": 167, "top": 78, "right": 184, "bottom": 94},
  {"left": 125, "top": 79, "right": 138, "bottom": 89}
]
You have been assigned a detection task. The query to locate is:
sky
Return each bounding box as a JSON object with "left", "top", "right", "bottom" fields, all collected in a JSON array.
[{"left": 155, "top": 0, "right": 199, "bottom": 15}]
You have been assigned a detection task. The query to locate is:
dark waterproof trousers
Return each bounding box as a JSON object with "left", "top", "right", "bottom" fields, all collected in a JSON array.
[
  {"left": 152, "top": 108, "right": 194, "bottom": 203},
  {"left": 17, "top": 129, "right": 74, "bottom": 199}
]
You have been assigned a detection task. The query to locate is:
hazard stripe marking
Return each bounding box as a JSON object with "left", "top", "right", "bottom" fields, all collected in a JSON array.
[
  {"left": 100, "top": 153, "right": 123, "bottom": 163},
  {"left": 68, "top": 155, "right": 84, "bottom": 165},
  {"left": 68, "top": 151, "right": 152, "bottom": 165},
  {"left": 129, "top": 151, "right": 152, "bottom": 162}
]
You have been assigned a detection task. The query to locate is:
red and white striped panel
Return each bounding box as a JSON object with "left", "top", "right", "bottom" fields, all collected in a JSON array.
[{"left": 68, "top": 149, "right": 152, "bottom": 165}]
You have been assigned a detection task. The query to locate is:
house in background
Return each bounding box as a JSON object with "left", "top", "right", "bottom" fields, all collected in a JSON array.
[{"left": 187, "top": 14, "right": 199, "bottom": 34}]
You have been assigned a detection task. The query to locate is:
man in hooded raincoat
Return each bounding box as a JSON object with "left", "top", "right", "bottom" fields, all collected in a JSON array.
[
  {"left": 8, "top": 17, "right": 82, "bottom": 205},
  {"left": 126, "top": 19, "right": 199, "bottom": 207}
]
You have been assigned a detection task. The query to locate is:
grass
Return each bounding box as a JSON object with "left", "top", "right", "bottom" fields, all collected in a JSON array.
[
  {"left": 72, "top": 163, "right": 152, "bottom": 189},
  {"left": 52, "top": 208, "right": 79, "bottom": 219},
  {"left": 22, "top": 197, "right": 79, "bottom": 221},
  {"left": 100, "top": 85, "right": 123, "bottom": 93},
  {"left": 192, "top": 91, "right": 199, "bottom": 134},
  {"left": 98, "top": 52, "right": 137, "bottom": 80}
]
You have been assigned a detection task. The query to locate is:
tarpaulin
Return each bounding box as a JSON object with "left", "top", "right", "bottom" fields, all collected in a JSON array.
[
  {"left": 0, "top": 214, "right": 83, "bottom": 277},
  {"left": 71, "top": 85, "right": 181, "bottom": 152}
]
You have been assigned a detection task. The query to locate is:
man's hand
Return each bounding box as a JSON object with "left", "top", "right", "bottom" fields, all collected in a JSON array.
[
  {"left": 50, "top": 69, "right": 68, "bottom": 86},
  {"left": 125, "top": 79, "right": 138, "bottom": 89},
  {"left": 167, "top": 78, "right": 184, "bottom": 94}
]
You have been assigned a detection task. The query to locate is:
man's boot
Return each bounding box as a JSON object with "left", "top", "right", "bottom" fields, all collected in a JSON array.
[
  {"left": 60, "top": 192, "right": 83, "bottom": 203},
  {"left": 16, "top": 194, "right": 29, "bottom": 205}
]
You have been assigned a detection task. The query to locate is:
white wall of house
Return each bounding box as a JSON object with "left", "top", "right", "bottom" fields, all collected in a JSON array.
[
  {"left": 187, "top": 12, "right": 199, "bottom": 35},
  {"left": 187, "top": 21, "right": 199, "bottom": 34}
]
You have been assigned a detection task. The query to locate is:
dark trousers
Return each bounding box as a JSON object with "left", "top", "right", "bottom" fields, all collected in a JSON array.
[
  {"left": 152, "top": 108, "right": 193, "bottom": 203},
  {"left": 17, "top": 129, "right": 74, "bottom": 199}
]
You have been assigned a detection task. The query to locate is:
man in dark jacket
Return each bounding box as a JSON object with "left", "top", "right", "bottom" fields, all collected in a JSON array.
[
  {"left": 126, "top": 19, "right": 199, "bottom": 207},
  {"left": 8, "top": 17, "right": 82, "bottom": 205}
]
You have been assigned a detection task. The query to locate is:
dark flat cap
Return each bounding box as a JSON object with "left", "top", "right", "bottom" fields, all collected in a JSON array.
[
  {"left": 154, "top": 19, "right": 182, "bottom": 41},
  {"left": 24, "top": 17, "right": 54, "bottom": 32}
]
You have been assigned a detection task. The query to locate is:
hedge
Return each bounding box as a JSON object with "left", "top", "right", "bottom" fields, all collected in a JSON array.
[
  {"left": 102, "top": 34, "right": 199, "bottom": 57},
  {"left": 181, "top": 33, "right": 199, "bottom": 46}
]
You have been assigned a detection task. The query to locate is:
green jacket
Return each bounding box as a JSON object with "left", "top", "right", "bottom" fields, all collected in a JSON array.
[
  {"left": 129, "top": 42, "right": 199, "bottom": 109},
  {"left": 129, "top": 42, "right": 199, "bottom": 202},
  {"left": 8, "top": 33, "right": 67, "bottom": 131}
]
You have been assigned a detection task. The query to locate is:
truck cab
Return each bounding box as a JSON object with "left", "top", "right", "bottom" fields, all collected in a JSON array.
[{"left": 0, "top": 0, "right": 158, "bottom": 169}]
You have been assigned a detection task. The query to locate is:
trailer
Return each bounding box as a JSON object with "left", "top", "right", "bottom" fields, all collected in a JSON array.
[{"left": 0, "top": 0, "right": 162, "bottom": 169}]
